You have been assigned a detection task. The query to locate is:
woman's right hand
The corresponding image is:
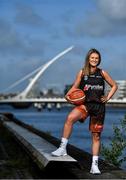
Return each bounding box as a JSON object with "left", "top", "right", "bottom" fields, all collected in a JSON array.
[
  {"left": 65, "top": 94, "right": 70, "bottom": 101},
  {"left": 65, "top": 94, "right": 74, "bottom": 104},
  {"left": 101, "top": 95, "right": 109, "bottom": 103},
  {"left": 65, "top": 70, "right": 82, "bottom": 103}
]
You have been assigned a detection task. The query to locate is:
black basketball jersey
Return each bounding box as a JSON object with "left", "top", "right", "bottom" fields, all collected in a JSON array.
[{"left": 79, "top": 68, "right": 105, "bottom": 103}]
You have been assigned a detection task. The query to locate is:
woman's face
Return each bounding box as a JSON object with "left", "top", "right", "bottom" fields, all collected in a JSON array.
[{"left": 89, "top": 53, "right": 99, "bottom": 67}]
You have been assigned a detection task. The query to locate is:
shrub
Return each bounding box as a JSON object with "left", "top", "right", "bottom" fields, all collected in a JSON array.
[{"left": 101, "top": 115, "right": 126, "bottom": 167}]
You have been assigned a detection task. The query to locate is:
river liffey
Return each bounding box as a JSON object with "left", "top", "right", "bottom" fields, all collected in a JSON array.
[{"left": 0, "top": 105, "right": 126, "bottom": 169}]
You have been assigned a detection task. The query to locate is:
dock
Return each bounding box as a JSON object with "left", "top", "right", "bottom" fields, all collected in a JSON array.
[{"left": 0, "top": 112, "right": 126, "bottom": 179}]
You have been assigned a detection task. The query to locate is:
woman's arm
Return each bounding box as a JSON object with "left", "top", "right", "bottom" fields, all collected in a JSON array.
[
  {"left": 65, "top": 70, "right": 83, "bottom": 101},
  {"left": 101, "top": 70, "right": 118, "bottom": 103}
]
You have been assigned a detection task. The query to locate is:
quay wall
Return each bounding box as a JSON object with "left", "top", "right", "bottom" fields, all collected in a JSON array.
[{"left": 1, "top": 112, "right": 126, "bottom": 179}]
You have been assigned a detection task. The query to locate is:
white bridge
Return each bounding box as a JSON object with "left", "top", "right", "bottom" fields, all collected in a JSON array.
[
  {"left": 0, "top": 97, "right": 126, "bottom": 103},
  {"left": 1, "top": 46, "right": 73, "bottom": 104},
  {"left": 0, "top": 45, "right": 126, "bottom": 108},
  {"left": 0, "top": 97, "right": 126, "bottom": 106}
]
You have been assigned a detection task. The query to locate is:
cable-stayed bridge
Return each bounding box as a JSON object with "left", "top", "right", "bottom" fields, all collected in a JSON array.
[
  {"left": 0, "top": 97, "right": 126, "bottom": 109},
  {"left": 4, "top": 46, "right": 74, "bottom": 98},
  {"left": 0, "top": 46, "right": 74, "bottom": 108},
  {"left": 0, "top": 45, "right": 126, "bottom": 109},
  {"left": 0, "top": 97, "right": 126, "bottom": 104}
]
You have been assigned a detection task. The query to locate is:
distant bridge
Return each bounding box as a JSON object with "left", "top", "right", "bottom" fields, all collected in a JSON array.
[
  {"left": 0, "top": 97, "right": 126, "bottom": 107},
  {"left": 0, "top": 46, "right": 74, "bottom": 108},
  {"left": 7, "top": 46, "right": 74, "bottom": 100},
  {"left": 1, "top": 45, "right": 126, "bottom": 109}
]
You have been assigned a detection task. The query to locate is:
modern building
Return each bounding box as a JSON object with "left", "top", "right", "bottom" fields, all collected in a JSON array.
[
  {"left": 106, "top": 80, "right": 126, "bottom": 99},
  {"left": 64, "top": 80, "right": 126, "bottom": 100}
]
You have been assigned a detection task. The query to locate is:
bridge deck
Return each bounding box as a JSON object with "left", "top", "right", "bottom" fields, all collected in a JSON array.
[{"left": 2, "top": 121, "right": 76, "bottom": 167}]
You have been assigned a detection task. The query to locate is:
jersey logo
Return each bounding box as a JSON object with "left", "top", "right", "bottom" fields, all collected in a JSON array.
[
  {"left": 89, "top": 75, "right": 95, "bottom": 78},
  {"left": 84, "top": 84, "right": 90, "bottom": 91},
  {"left": 96, "top": 75, "right": 102, "bottom": 78},
  {"left": 84, "top": 75, "right": 88, "bottom": 80},
  {"left": 84, "top": 84, "right": 103, "bottom": 91},
  {"left": 94, "top": 124, "right": 103, "bottom": 131}
]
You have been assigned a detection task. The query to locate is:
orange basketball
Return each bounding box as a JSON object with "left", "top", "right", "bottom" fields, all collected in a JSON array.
[{"left": 68, "top": 89, "right": 85, "bottom": 105}]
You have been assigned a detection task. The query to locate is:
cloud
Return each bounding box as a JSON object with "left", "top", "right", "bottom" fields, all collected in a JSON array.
[
  {"left": 75, "top": 13, "right": 112, "bottom": 37},
  {"left": 97, "top": 0, "right": 126, "bottom": 20},
  {"left": 0, "top": 19, "right": 24, "bottom": 56},
  {"left": 73, "top": 0, "right": 126, "bottom": 37},
  {"left": 0, "top": 17, "right": 49, "bottom": 59},
  {"left": 15, "top": 2, "right": 47, "bottom": 27},
  {"left": 22, "top": 37, "right": 48, "bottom": 57}
]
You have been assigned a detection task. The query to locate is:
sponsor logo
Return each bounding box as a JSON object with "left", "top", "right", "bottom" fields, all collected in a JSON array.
[
  {"left": 84, "top": 84, "right": 103, "bottom": 91},
  {"left": 96, "top": 75, "right": 102, "bottom": 78},
  {"left": 84, "top": 75, "right": 88, "bottom": 80},
  {"left": 89, "top": 75, "right": 95, "bottom": 77},
  {"left": 94, "top": 124, "right": 103, "bottom": 131}
]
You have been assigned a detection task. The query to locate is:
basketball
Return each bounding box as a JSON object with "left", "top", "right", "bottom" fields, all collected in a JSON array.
[{"left": 67, "top": 89, "right": 85, "bottom": 105}]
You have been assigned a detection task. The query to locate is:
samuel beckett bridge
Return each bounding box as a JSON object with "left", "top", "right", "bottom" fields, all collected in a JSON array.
[
  {"left": 0, "top": 45, "right": 126, "bottom": 109},
  {"left": 0, "top": 46, "right": 74, "bottom": 109}
]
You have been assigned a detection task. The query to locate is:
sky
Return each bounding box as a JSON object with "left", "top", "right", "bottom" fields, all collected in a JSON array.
[{"left": 0, "top": 0, "right": 126, "bottom": 93}]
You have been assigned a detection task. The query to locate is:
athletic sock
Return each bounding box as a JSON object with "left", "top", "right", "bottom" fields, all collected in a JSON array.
[
  {"left": 60, "top": 137, "right": 68, "bottom": 149},
  {"left": 92, "top": 155, "right": 99, "bottom": 165},
  {"left": 90, "top": 156, "right": 101, "bottom": 174}
]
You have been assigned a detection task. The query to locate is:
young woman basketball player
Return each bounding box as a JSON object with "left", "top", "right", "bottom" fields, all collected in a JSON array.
[{"left": 51, "top": 48, "right": 118, "bottom": 174}]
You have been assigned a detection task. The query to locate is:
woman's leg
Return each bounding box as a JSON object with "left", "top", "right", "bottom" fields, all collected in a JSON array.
[
  {"left": 51, "top": 105, "right": 88, "bottom": 156},
  {"left": 90, "top": 132, "right": 101, "bottom": 174},
  {"left": 62, "top": 105, "right": 87, "bottom": 139},
  {"left": 92, "top": 132, "right": 101, "bottom": 156}
]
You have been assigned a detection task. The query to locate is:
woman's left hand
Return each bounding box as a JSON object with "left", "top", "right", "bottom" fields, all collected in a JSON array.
[{"left": 101, "top": 96, "right": 109, "bottom": 103}]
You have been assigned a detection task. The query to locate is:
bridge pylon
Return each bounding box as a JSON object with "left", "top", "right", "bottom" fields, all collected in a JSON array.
[{"left": 14, "top": 46, "right": 74, "bottom": 99}]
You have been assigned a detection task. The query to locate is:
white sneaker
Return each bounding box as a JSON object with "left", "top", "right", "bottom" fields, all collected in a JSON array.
[
  {"left": 51, "top": 147, "right": 67, "bottom": 157},
  {"left": 90, "top": 164, "right": 101, "bottom": 174}
]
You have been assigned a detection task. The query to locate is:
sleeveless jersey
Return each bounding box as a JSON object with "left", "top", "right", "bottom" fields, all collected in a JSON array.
[{"left": 79, "top": 68, "right": 105, "bottom": 103}]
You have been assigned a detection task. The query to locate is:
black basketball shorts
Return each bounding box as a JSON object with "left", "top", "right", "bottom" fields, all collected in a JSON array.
[{"left": 76, "top": 102, "right": 105, "bottom": 132}]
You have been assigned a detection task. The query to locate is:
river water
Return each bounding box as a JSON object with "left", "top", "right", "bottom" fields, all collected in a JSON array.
[{"left": 0, "top": 105, "right": 126, "bottom": 169}]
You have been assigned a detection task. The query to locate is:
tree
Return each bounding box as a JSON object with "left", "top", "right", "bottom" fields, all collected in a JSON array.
[{"left": 101, "top": 115, "right": 126, "bottom": 168}]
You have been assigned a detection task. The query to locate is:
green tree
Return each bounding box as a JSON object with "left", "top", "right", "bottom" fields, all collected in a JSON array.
[{"left": 101, "top": 115, "right": 126, "bottom": 167}]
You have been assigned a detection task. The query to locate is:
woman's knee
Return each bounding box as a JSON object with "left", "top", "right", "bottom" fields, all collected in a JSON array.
[
  {"left": 92, "top": 132, "right": 101, "bottom": 142},
  {"left": 66, "top": 113, "right": 77, "bottom": 125}
]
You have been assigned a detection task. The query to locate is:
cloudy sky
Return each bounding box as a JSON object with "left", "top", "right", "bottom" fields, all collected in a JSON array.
[{"left": 0, "top": 0, "right": 126, "bottom": 93}]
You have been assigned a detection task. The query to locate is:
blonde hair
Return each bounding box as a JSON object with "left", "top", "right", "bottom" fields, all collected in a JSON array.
[{"left": 82, "top": 48, "right": 101, "bottom": 76}]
